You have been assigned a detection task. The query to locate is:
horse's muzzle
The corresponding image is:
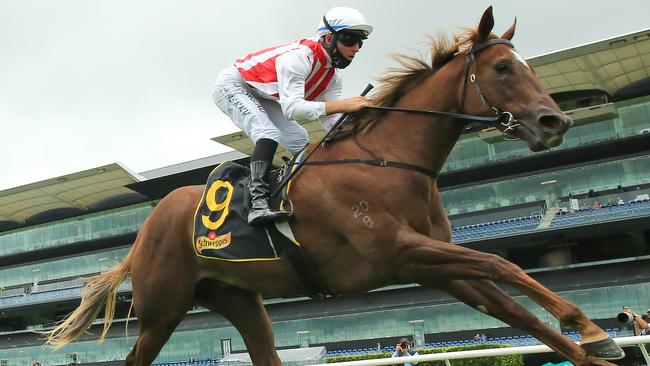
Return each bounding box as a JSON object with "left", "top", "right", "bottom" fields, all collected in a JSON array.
[{"left": 536, "top": 110, "right": 573, "bottom": 134}]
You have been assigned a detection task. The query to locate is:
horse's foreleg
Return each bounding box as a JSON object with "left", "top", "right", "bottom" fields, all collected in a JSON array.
[
  {"left": 396, "top": 229, "right": 622, "bottom": 360},
  {"left": 196, "top": 281, "right": 281, "bottom": 366}
]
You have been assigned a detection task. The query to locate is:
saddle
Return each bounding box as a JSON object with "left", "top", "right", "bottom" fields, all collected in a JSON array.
[
  {"left": 192, "top": 161, "right": 291, "bottom": 261},
  {"left": 192, "top": 153, "right": 331, "bottom": 298}
]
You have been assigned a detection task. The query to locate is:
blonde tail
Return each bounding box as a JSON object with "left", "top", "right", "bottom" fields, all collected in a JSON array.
[{"left": 46, "top": 251, "right": 132, "bottom": 349}]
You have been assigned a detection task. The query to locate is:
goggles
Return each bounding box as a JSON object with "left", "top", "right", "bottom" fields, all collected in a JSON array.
[{"left": 337, "top": 32, "right": 364, "bottom": 48}]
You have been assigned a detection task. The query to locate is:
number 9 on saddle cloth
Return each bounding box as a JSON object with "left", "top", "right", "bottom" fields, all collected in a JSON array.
[{"left": 192, "top": 159, "right": 296, "bottom": 262}]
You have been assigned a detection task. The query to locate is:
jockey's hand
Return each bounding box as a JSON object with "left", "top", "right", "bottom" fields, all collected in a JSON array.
[
  {"left": 624, "top": 307, "right": 640, "bottom": 316},
  {"left": 325, "top": 96, "right": 371, "bottom": 115}
]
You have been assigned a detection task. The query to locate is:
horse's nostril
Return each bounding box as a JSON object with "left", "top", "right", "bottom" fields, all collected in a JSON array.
[{"left": 538, "top": 114, "right": 565, "bottom": 131}]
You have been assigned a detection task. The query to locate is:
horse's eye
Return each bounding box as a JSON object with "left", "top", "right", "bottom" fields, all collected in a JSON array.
[{"left": 494, "top": 61, "right": 511, "bottom": 74}]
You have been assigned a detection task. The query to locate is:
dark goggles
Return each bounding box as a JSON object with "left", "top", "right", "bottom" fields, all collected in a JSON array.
[{"left": 337, "top": 32, "right": 364, "bottom": 48}]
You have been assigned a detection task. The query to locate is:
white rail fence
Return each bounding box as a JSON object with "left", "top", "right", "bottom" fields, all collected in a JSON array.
[{"left": 312, "top": 335, "right": 650, "bottom": 366}]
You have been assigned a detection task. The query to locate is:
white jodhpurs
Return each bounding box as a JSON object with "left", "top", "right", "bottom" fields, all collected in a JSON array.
[{"left": 212, "top": 66, "right": 309, "bottom": 155}]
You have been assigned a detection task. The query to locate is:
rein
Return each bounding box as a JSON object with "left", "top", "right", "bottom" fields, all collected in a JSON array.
[
  {"left": 365, "top": 105, "right": 512, "bottom": 124},
  {"left": 271, "top": 38, "right": 521, "bottom": 196}
]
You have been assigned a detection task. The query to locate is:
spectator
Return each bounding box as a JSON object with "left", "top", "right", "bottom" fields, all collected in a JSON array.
[
  {"left": 622, "top": 307, "right": 650, "bottom": 336},
  {"left": 588, "top": 189, "right": 597, "bottom": 198},
  {"left": 605, "top": 198, "right": 614, "bottom": 207},
  {"left": 569, "top": 197, "right": 579, "bottom": 213},
  {"left": 479, "top": 333, "right": 487, "bottom": 342},
  {"left": 391, "top": 338, "right": 419, "bottom": 366},
  {"left": 642, "top": 309, "right": 650, "bottom": 335},
  {"left": 593, "top": 200, "right": 601, "bottom": 209},
  {"left": 616, "top": 185, "right": 625, "bottom": 193},
  {"left": 617, "top": 197, "right": 625, "bottom": 205},
  {"left": 620, "top": 307, "right": 650, "bottom": 364},
  {"left": 473, "top": 333, "right": 481, "bottom": 342}
]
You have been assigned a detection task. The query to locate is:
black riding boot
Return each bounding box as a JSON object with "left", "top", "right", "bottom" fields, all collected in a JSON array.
[{"left": 248, "top": 160, "right": 291, "bottom": 226}]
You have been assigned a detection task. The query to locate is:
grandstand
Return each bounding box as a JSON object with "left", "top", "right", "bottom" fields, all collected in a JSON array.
[{"left": 1, "top": 29, "right": 650, "bottom": 365}]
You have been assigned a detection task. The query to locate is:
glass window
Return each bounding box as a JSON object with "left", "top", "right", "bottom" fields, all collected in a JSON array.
[
  {"left": 0, "top": 247, "right": 130, "bottom": 287},
  {"left": 617, "top": 96, "right": 650, "bottom": 135},
  {"left": 441, "top": 96, "right": 650, "bottom": 173},
  {"left": 441, "top": 155, "right": 650, "bottom": 216},
  {"left": 0, "top": 202, "right": 154, "bottom": 256}
]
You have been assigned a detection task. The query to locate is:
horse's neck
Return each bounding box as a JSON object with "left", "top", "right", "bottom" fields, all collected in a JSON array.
[{"left": 364, "top": 61, "right": 467, "bottom": 175}]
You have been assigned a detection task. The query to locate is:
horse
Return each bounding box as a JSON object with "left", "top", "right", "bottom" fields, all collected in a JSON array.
[{"left": 46, "top": 7, "right": 624, "bottom": 366}]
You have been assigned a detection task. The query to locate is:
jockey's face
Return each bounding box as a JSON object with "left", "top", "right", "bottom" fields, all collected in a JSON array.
[
  {"left": 336, "top": 39, "right": 361, "bottom": 60},
  {"left": 325, "top": 34, "right": 361, "bottom": 61}
]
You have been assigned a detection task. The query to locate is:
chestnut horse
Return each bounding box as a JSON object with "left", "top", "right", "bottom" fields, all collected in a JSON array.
[{"left": 47, "top": 7, "right": 623, "bottom": 366}]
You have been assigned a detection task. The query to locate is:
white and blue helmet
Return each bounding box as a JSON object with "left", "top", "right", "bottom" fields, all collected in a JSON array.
[{"left": 317, "top": 7, "right": 373, "bottom": 38}]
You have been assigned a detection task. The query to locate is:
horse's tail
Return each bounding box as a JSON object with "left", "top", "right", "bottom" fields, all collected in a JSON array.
[{"left": 45, "top": 249, "right": 133, "bottom": 349}]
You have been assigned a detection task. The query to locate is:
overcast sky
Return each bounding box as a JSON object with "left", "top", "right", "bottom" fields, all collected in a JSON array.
[{"left": 1, "top": 0, "right": 648, "bottom": 190}]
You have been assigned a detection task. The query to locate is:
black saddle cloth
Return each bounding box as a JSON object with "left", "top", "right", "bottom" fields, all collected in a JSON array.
[{"left": 192, "top": 161, "right": 293, "bottom": 261}]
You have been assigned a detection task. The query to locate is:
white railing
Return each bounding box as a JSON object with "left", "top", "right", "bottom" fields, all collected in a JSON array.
[{"left": 313, "top": 335, "right": 650, "bottom": 366}]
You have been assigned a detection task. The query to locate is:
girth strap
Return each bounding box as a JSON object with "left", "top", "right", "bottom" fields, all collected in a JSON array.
[{"left": 276, "top": 240, "right": 332, "bottom": 299}]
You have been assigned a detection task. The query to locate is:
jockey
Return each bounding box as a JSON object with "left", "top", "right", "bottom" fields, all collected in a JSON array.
[{"left": 213, "top": 7, "right": 373, "bottom": 226}]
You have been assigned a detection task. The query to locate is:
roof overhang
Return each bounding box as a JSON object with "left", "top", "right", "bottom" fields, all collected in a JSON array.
[
  {"left": 0, "top": 163, "right": 142, "bottom": 223},
  {"left": 127, "top": 152, "right": 250, "bottom": 199},
  {"left": 529, "top": 29, "right": 650, "bottom": 96},
  {"left": 212, "top": 123, "right": 328, "bottom": 167}
]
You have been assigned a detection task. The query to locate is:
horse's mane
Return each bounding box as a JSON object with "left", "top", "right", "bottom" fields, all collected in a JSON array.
[{"left": 345, "top": 28, "right": 491, "bottom": 134}]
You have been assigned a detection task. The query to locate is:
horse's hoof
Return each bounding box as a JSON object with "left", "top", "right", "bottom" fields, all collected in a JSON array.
[{"left": 581, "top": 337, "right": 625, "bottom": 360}]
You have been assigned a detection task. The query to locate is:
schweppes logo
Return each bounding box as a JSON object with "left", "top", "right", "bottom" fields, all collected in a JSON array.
[{"left": 195, "top": 231, "right": 232, "bottom": 252}]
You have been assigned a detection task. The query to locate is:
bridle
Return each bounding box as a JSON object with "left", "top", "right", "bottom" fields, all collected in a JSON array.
[
  {"left": 460, "top": 38, "right": 522, "bottom": 137},
  {"left": 368, "top": 38, "right": 522, "bottom": 137}
]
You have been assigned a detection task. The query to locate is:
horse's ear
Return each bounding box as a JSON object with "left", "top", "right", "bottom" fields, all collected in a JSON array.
[
  {"left": 501, "top": 17, "right": 516, "bottom": 40},
  {"left": 477, "top": 6, "right": 495, "bottom": 41}
]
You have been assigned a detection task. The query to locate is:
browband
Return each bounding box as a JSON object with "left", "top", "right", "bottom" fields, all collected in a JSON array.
[{"left": 469, "top": 38, "right": 514, "bottom": 54}]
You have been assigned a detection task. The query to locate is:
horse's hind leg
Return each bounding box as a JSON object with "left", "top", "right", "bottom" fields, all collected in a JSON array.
[
  {"left": 195, "top": 280, "right": 281, "bottom": 366},
  {"left": 124, "top": 246, "right": 196, "bottom": 364},
  {"left": 121, "top": 187, "right": 200, "bottom": 365},
  {"left": 124, "top": 279, "right": 194, "bottom": 366},
  {"left": 126, "top": 298, "right": 187, "bottom": 366},
  {"left": 124, "top": 285, "right": 193, "bottom": 366},
  {"left": 436, "top": 279, "right": 616, "bottom": 366}
]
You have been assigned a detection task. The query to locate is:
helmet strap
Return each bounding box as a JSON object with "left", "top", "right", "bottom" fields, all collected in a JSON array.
[{"left": 321, "top": 15, "right": 352, "bottom": 69}]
